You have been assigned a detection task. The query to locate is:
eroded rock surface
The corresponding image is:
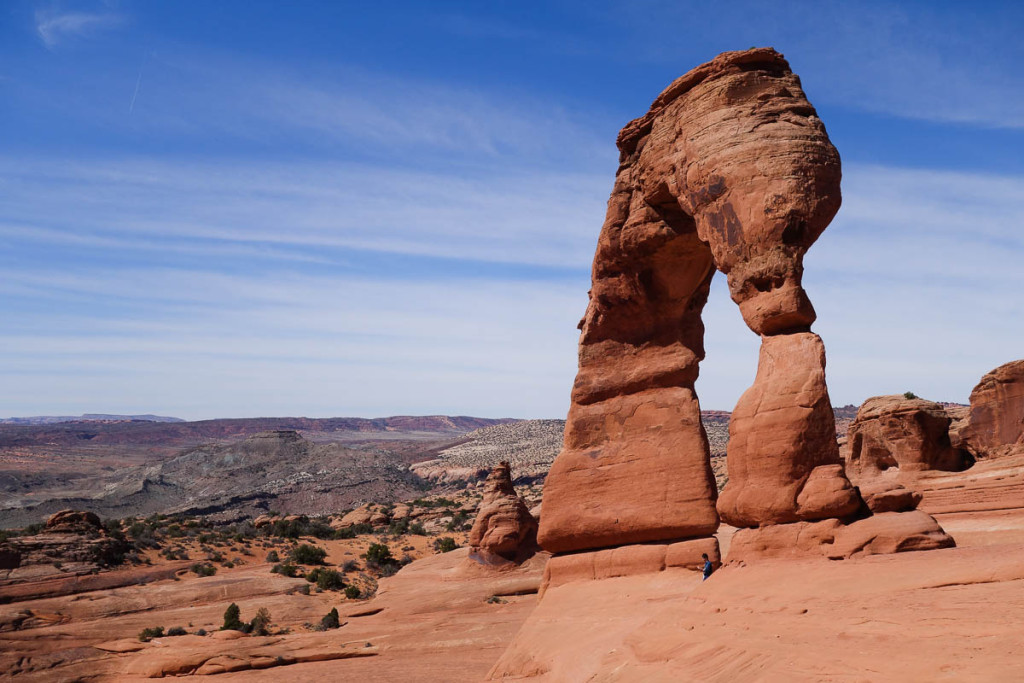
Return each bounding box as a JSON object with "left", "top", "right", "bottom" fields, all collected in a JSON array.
[
  {"left": 0, "top": 509, "right": 129, "bottom": 583},
  {"left": 538, "top": 47, "right": 951, "bottom": 575},
  {"left": 960, "top": 360, "right": 1024, "bottom": 460},
  {"left": 468, "top": 462, "right": 538, "bottom": 565},
  {"left": 844, "top": 396, "right": 967, "bottom": 484},
  {"left": 718, "top": 334, "right": 860, "bottom": 527}
]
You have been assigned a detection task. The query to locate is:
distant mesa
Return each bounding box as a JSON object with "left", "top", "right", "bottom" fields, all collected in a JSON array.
[
  {"left": 0, "top": 416, "right": 517, "bottom": 529},
  {"left": 0, "top": 414, "right": 185, "bottom": 425}
]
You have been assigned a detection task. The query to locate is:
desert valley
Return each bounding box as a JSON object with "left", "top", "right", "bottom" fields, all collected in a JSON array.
[
  {"left": 2, "top": 352, "right": 1023, "bottom": 681},
  {"left": 3, "top": 46, "right": 1024, "bottom": 681}
]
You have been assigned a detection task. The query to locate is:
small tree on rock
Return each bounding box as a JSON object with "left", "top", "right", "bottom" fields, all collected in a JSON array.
[
  {"left": 249, "top": 607, "right": 272, "bottom": 636},
  {"left": 222, "top": 602, "right": 244, "bottom": 631},
  {"left": 320, "top": 607, "right": 340, "bottom": 630}
]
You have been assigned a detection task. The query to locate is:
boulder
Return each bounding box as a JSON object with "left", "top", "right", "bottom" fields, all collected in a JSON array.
[
  {"left": 844, "top": 395, "right": 966, "bottom": 482},
  {"left": 827, "top": 511, "right": 955, "bottom": 559},
  {"left": 252, "top": 514, "right": 275, "bottom": 528},
  {"left": 44, "top": 510, "right": 102, "bottom": 534},
  {"left": 959, "top": 360, "right": 1024, "bottom": 460},
  {"left": 390, "top": 503, "right": 412, "bottom": 521},
  {"left": 468, "top": 462, "right": 538, "bottom": 564},
  {"left": 858, "top": 480, "right": 922, "bottom": 513},
  {"left": 726, "top": 510, "right": 954, "bottom": 562},
  {"left": 338, "top": 505, "right": 389, "bottom": 528},
  {"left": 727, "top": 519, "right": 843, "bottom": 562}
]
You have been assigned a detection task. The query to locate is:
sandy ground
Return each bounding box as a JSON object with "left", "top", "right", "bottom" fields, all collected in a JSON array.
[
  {"left": 489, "top": 541, "right": 1024, "bottom": 681},
  {"left": 4, "top": 470, "right": 1024, "bottom": 681},
  {"left": 0, "top": 531, "right": 541, "bottom": 682}
]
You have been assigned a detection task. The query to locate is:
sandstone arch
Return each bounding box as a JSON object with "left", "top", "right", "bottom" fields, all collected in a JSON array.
[{"left": 539, "top": 48, "right": 948, "bottom": 565}]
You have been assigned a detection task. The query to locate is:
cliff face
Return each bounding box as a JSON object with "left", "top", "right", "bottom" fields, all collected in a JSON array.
[{"left": 959, "top": 360, "right": 1024, "bottom": 460}]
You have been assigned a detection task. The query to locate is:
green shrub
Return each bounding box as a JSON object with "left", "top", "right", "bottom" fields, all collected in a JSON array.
[
  {"left": 166, "top": 626, "right": 187, "bottom": 636},
  {"left": 222, "top": 603, "right": 244, "bottom": 631},
  {"left": 320, "top": 607, "right": 340, "bottom": 630},
  {"left": 903, "top": 391, "right": 918, "bottom": 399},
  {"left": 412, "top": 497, "right": 456, "bottom": 508},
  {"left": 190, "top": 563, "right": 217, "bottom": 577},
  {"left": 264, "top": 517, "right": 335, "bottom": 540},
  {"left": 433, "top": 537, "right": 459, "bottom": 553},
  {"left": 102, "top": 519, "right": 125, "bottom": 540},
  {"left": 290, "top": 543, "right": 327, "bottom": 565},
  {"left": 408, "top": 522, "right": 427, "bottom": 536},
  {"left": 270, "top": 562, "right": 298, "bottom": 577},
  {"left": 344, "top": 585, "right": 361, "bottom": 599},
  {"left": 266, "top": 550, "right": 280, "bottom": 563},
  {"left": 307, "top": 567, "right": 345, "bottom": 591},
  {"left": 364, "top": 543, "right": 393, "bottom": 568},
  {"left": 138, "top": 626, "right": 165, "bottom": 642},
  {"left": 445, "top": 511, "right": 468, "bottom": 531},
  {"left": 249, "top": 607, "right": 272, "bottom": 636}
]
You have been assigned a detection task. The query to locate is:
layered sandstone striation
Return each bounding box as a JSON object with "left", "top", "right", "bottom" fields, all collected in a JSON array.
[
  {"left": 0, "top": 509, "right": 130, "bottom": 582},
  {"left": 959, "top": 360, "right": 1024, "bottom": 460},
  {"left": 539, "top": 47, "right": 949, "bottom": 572},
  {"left": 468, "top": 462, "right": 538, "bottom": 565}
]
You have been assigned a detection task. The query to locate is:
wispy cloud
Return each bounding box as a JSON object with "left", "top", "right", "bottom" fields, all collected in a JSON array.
[
  {"left": 0, "top": 267, "right": 588, "bottom": 419},
  {"left": 1, "top": 154, "right": 1021, "bottom": 417},
  {"left": 611, "top": 0, "right": 1024, "bottom": 130},
  {"left": 0, "top": 156, "right": 609, "bottom": 267},
  {"left": 24, "top": 48, "right": 614, "bottom": 166},
  {"left": 35, "top": 9, "right": 124, "bottom": 48}
]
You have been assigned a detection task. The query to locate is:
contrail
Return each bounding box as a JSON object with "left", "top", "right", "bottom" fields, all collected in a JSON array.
[{"left": 129, "top": 69, "right": 142, "bottom": 114}]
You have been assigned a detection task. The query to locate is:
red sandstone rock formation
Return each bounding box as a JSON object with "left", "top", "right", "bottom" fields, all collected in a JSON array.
[
  {"left": 539, "top": 47, "right": 951, "bottom": 572},
  {"left": 0, "top": 509, "right": 128, "bottom": 582},
  {"left": 468, "top": 462, "right": 538, "bottom": 565},
  {"left": 959, "top": 360, "right": 1024, "bottom": 460},
  {"left": 43, "top": 509, "right": 102, "bottom": 534},
  {"left": 717, "top": 333, "right": 860, "bottom": 526},
  {"left": 845, "top": 396, "right": 967, "bottom": 482}
]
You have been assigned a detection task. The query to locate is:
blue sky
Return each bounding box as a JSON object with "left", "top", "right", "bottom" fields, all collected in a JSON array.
[{"left": 1, "top": 0, "right": 1022, "bottom": 420}]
